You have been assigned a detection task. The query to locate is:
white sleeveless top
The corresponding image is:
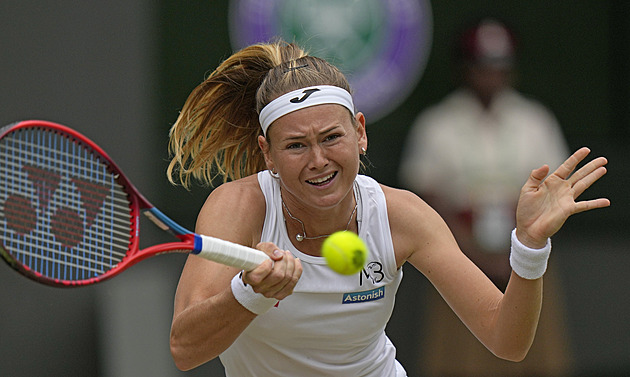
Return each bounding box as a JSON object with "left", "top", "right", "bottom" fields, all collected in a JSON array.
[{"left": 219, "top": 171, "right": 406, "bottom": 377}]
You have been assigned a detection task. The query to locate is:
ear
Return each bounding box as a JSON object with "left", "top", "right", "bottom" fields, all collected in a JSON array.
[
  {"left": 258, "top": 135, "right": 275, "bottom": 171},
  {"left": 354, "top": 112, "right": 368, "bottom": 153}
]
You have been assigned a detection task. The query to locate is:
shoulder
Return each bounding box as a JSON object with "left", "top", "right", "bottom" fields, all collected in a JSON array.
[
  {"left": 379, "top": 184, "right": 455, "bottom": 267},
  {"left": 203, "top": 174, "right": 265, "bottom": 211},
  {"left": 380, "top": 185, "right": 438, "bottom": 232},
  {"left": 196, "top": 174, "right": 266, "bottom": 248},
  {"left": 206, "top": 174, "right": 264, "bottom": 201}
]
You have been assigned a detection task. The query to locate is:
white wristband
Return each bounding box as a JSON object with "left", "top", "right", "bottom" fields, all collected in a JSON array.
[
  {"left": 509, "top": 229, "right": 552, "bottom": 280},
  {"left": 230, "top": 272, "right": 277, "bottom": 315}
]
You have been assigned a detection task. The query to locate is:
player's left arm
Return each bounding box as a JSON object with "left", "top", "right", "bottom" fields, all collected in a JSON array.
[
  {"left": 386, "top": 148, "right": 609, "bottom": 361},
  {"left": 486, "top": 147, "right": 609, "bottom": 359},
  {"left": 385, "top": 187, "right": 524, "bottom": 360}
]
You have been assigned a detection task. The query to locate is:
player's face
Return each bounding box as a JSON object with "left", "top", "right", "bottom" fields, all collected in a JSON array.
[{"left": 260, "top": 104, "right": 367, "bottom": 211}]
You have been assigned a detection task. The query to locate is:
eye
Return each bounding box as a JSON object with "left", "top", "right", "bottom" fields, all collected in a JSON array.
[
  {"left": 286, "top": 142, "right": 304, "bottom": 150},
  {"left": 323, "top": 133, "right": 341, "bottom": 142}
]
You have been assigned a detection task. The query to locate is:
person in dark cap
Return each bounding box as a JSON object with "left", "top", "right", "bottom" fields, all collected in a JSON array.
[
  {"left": 458, "top": 17, "right": 518, "bottom": 107},
  {"left": 399, "top": 18, "right": 575, "bottom": 376}
]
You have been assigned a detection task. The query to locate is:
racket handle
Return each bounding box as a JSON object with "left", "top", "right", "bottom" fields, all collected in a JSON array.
[{"left": 194, "top": 235, "right": 270, "bottom": 271}]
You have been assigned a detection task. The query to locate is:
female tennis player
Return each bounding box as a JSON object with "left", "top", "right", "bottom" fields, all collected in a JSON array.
[{"left": 167, "top": 40, "right": 609, "bottom": 376}]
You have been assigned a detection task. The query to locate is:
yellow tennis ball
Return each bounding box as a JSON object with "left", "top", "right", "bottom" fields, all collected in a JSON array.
[{"left": 321, "top": 231, "right": 368, "bottom": 275}]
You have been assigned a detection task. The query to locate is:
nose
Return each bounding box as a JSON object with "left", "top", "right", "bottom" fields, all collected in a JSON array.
[{"left": 308, "top": 144, "right": 329, "bottom": 169}]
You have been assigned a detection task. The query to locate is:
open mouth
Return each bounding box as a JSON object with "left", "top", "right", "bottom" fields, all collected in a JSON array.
[{"left": 306, "top": 172, "right": 337, "bottom": 186}]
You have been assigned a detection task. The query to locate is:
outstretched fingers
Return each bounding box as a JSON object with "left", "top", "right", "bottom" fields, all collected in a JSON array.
[
  {"left": 573, "top": 197, "right": 611, "bottom": 214},
  {"left": 568, "top": 156, "right": 608, "bottom": 197},
  {"left": 553, "top": 147, "right": 591, "bottom": 180},
  {"left": 516, "top": 147, "right": 610, "bottom": 242},
  {"left": 559, "top": 148, "right": 611, "bottom": 214}
]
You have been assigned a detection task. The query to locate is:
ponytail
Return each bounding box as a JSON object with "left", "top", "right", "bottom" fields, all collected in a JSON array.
[{"left": 167, "top": 40, "right": 350, "bottom": 188}]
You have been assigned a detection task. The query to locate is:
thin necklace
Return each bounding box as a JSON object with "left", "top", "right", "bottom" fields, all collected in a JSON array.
[{"left": 281, "top": 194, "right": 358, "bottom": 242}]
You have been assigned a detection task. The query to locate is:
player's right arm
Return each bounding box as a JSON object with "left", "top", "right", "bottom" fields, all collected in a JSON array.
[{"left": 169, "top": 175, "right": 302, "bottom": 371}]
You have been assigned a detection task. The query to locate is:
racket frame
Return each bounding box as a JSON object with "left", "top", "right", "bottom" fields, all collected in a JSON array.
[{"left": 0, "top": 120, "right": 266, "bottom": 287}]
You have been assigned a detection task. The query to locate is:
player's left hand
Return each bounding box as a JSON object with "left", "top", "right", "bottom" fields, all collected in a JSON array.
[{"left": 515, "top": 147, "right": 610, "bottom": 248}]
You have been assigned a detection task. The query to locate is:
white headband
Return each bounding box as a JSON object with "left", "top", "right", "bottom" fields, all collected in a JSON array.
[{"left": 258, "top": 85, "right": 355, "bottom": 136}]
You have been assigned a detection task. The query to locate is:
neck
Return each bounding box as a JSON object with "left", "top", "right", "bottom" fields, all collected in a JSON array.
[{"left": 281, "top": 185, "right": 358, "bottom": 243}]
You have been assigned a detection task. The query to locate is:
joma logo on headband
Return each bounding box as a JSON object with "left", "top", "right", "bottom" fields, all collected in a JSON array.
[{"left": 289, "top": 88, "right": 320, "bottom": 103}]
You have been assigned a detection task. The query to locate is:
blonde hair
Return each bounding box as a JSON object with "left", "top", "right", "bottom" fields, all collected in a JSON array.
[{"left": 167, "top": 40, "right": 352, "bottom": 188}]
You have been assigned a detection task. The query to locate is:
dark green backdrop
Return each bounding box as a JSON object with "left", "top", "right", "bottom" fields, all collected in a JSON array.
[
  {"left": 157, "top": 0, "right": 628, "bottom": 234},
  {"left": 154, "top": 3, "right": 629, "bottom": 374}
]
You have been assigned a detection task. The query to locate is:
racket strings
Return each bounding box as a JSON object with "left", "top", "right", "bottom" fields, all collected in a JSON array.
[{"left": 0, "top": 127, "right": 134, "bottom": 283}]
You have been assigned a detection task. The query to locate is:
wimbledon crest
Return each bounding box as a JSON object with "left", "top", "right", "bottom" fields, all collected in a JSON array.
[{"left": 229, "top": 0, "right": 433, "bottom": 123}]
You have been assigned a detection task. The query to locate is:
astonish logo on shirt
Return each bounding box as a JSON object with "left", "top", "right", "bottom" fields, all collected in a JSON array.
[{"left": 342, "top": 286, "right": 385, "bottom": 304}]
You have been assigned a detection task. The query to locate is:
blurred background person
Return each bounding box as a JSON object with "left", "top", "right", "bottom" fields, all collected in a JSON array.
[{"left": 399, "top": 17, "right": 574, "bottom": 376}]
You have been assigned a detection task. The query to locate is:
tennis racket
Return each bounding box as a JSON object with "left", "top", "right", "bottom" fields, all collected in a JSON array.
[{"left": 0, "top": 120, "right": 269, "bottom": 287}]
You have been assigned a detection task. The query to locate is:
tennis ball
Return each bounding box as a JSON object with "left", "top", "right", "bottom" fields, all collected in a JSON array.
[{"left": 321, "top": 231, "right": 368, "bottom": 275}]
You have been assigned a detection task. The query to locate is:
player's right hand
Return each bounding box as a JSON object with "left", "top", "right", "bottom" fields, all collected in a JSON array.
[{"left": 243, "top": 242, "right": 302, "bottom": 301}]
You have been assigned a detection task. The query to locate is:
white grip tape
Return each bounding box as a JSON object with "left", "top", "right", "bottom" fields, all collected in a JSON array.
[
  {"left": 509, "top": 229, "right": 552, "bottom": 280},
  {"left": 196, "top": 235, "right": 269, "bottom": 271},
  {"left": 231, "top": 273, "right": 278, "bottom": 315}
]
